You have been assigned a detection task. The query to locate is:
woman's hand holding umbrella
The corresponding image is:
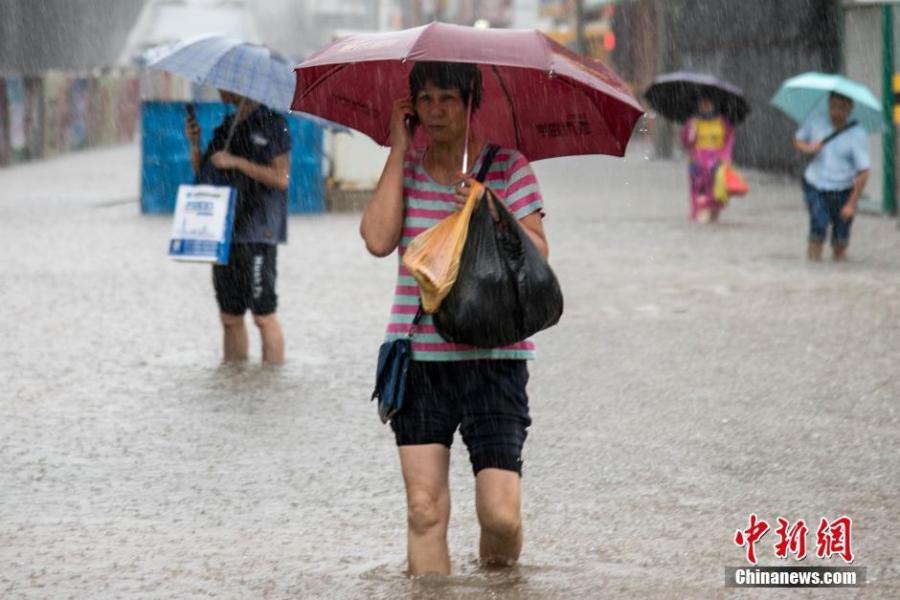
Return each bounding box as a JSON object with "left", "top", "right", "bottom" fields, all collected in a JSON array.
[
  {"left": 452, "top": 175, "right": 548, "bottom": 257},
  {"left": 684, "top": 120, "right": 697, "bottom": 146},
  {"left": 453, "top": 174, "right": 512, "bottom": 225},
  {"left": 793, "top": 139, "right": 823, "bottom": 156},
  {"left": 453, "top": 173, "right": 489, "bottom": 210}
]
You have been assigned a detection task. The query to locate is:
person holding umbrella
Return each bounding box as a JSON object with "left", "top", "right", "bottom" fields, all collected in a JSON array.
[
  {"left": 680, "top": 95, "right": 735, "bottom": 223},
  {"left": 644, "top": 72, "right": 750, "bottom": 223},
  {"left": 146, "top": 36, "right": 293, "bottom": 364},
  {"left": 292, "top": 22, "right": 643, "bottom": 575},
  {"left": 185, "top": 90, "right": 291, "bottom": 364},
  {"left": 793, "top": 93, "right": 870, "bottom": 261},
  {"left": 771, "top": 72, "right": 881, "bottom": 262},
  {"left": 361, "top": 61, "right": 547, "bottom": 575}
]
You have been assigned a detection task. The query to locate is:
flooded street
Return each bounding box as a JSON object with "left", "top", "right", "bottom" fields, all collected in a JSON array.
[{"left": 2, "top": 141, "right": 899, "bottom": 598}]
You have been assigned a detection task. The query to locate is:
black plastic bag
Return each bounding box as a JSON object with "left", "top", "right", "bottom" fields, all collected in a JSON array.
[{"left": 433, "top": 192, "right": 563, "bottom": 348}]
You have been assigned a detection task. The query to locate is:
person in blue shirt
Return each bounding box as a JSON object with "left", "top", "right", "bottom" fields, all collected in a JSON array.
[
  {"left": 185, "top": 90, "right": 291, "bottom": 363},
  {"left": 793, "top": 92, "right": 871, "bottom": 261}
]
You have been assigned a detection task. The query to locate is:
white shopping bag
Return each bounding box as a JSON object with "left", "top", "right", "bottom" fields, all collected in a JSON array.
[{"left": 168, "top": 184, "right": 236, "bottom": 264}]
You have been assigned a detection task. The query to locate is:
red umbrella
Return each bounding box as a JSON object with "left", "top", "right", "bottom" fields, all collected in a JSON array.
[{"left": 292, "top": 22, "right": 644, "bottom": 161}]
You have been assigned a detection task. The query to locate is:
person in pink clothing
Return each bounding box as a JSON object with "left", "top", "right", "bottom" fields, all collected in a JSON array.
[
  {"left": 680, "top": 96, "right": 735, "bottom": 223},
  {"left": 360, "top": 61, "right": 549, "bottom": 577}
]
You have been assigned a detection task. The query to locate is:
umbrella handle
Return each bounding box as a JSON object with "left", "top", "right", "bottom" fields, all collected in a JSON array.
[
  {"left": 461, "top": 85, "right": 473, "bottom": 173},
  {"left": 223, "top": 97, "right": 246, "bottom": 152}
]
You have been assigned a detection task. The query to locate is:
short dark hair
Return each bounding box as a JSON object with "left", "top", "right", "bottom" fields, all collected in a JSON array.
[
  {"left": 829, "top": 91, "right": 854, "bottom": 106},
  {"left": 409, "top": 61, "right": 482, "bottom": 112}
]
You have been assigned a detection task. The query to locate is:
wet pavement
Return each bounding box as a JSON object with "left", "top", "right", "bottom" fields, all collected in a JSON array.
[{"left": 1, "top": 140, "right": 899, "bottom": 599}]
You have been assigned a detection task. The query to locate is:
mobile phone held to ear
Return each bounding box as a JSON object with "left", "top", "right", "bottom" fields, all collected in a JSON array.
[{"left": 405, "top": 113, "right": 419, "bottom": 135}]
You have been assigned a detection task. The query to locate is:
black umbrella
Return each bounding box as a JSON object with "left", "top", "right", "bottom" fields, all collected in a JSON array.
[{"left": 644, "top": 71, "right": 750, "bottom": 124}]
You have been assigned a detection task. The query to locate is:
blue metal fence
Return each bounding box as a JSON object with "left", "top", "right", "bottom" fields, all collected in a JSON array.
[{"left": 140, "top": 100, "right": 325, "bottom": 214}]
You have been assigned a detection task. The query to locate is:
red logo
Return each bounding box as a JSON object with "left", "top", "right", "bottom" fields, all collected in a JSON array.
[
  {"left": 816, "top": 516, "right": 854, "bottom": 563},
  {"left": 734, "top": 513, "right": 770, "bottom": 565},
  {"left": 735, "top": 515, "right": 854, "bottom": 564},
  {"left": 774, "top": 518, "right": 808, "bottom": 560}
]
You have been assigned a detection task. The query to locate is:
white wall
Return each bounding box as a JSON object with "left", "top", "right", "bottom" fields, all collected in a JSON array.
[
  {"left": 329, "top": 132, "right": 390, "bottom": 189},
  {"left": 844, "top": 6, "right": 884, "bottom": 207}
]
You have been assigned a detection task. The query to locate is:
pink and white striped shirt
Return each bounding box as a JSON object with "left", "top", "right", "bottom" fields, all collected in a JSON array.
[{"left": 385, "top": 144, "right": 545, "bottom": 361}]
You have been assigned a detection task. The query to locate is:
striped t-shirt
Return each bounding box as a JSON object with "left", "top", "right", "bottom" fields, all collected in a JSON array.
[{"left": 385, "top": 144, "right": 545, "bottom": 361}]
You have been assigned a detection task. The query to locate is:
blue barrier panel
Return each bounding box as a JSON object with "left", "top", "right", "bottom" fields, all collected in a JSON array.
[
  {"left": 140, "top": 100, "right": 325, "bottom": 214},
  {"left": 287, "top": 116, "right": 325, "bottom": 213}
]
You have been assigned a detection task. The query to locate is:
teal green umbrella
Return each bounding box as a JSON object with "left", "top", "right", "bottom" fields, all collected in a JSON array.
[{"left": 770, "top": 72, "right": 884, "bottom": 133}]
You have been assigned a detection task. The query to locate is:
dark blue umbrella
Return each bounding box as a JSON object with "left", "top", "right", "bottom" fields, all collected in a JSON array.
[{"left": 644, "top": 71, "right": 750, "bottom": 124}]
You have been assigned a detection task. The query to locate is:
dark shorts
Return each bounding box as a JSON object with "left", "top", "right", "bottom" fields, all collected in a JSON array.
[
  {"left": 212, "top": 243, "right": 278, "bottom": 316},
  {"left": 803, "top": 179, "right": 853, "bottom": 246},
  {"left": 391, "top": 360, "right": 531, "bottom": 476}
]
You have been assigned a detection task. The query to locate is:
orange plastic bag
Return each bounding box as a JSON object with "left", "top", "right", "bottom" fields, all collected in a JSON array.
[
  {"left": 402, "top": 182, "right": 484, "bottom": 314},
  {"left": 724, "top": 164, "right": 749, "bottom": 197}
]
